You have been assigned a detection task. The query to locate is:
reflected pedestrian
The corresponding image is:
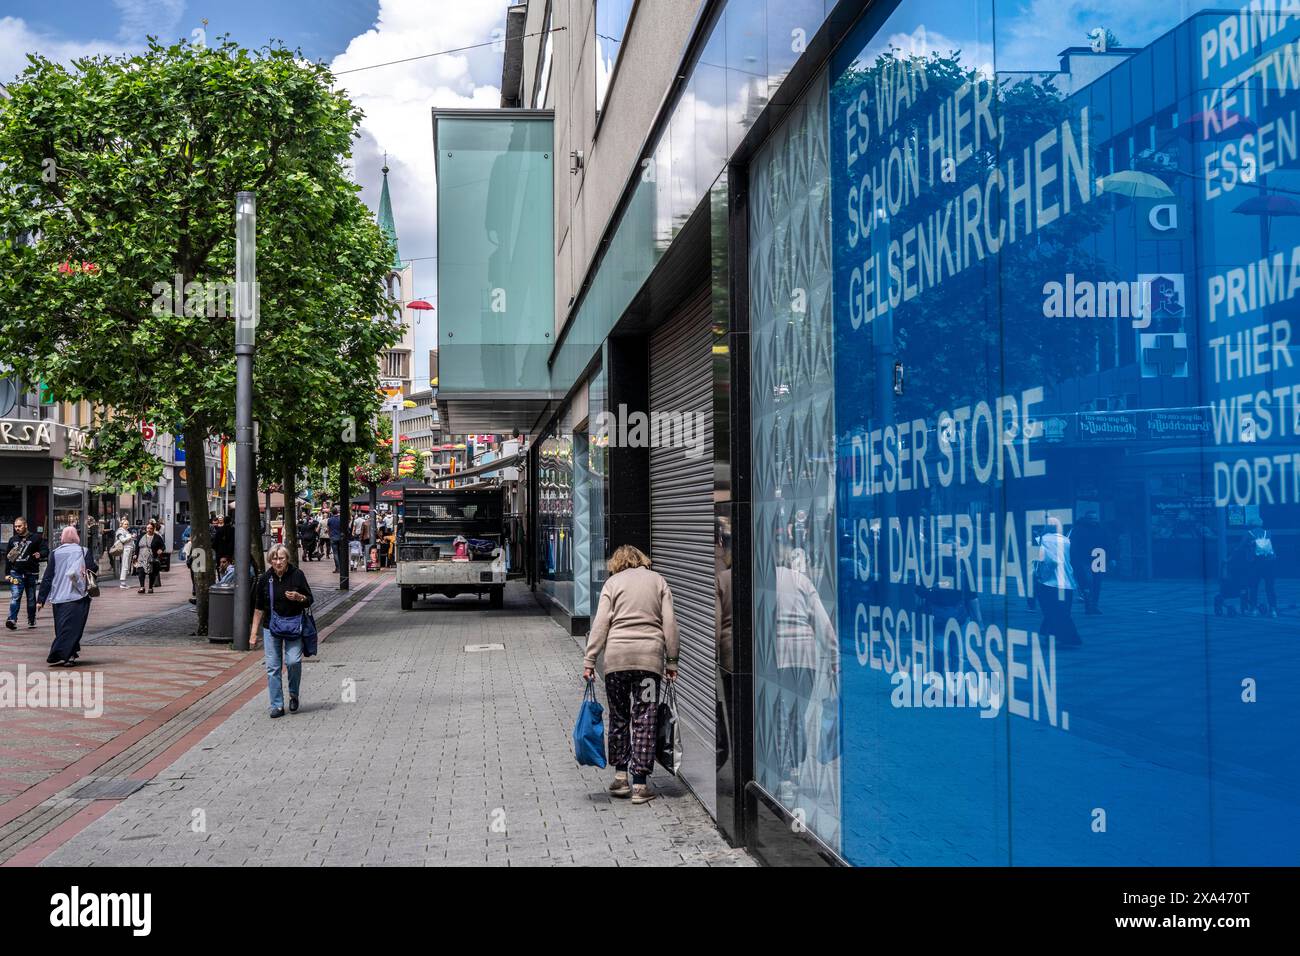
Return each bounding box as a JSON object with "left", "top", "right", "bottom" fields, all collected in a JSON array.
[{"left": 1034, "top": 527, "right": 1080, "bottom": 646}]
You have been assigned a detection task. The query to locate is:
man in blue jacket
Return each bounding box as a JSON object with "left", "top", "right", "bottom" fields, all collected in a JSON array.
[
  {"left": 5, "top": 516, "right": 45, "bottom": 630},
  {"left": 327, "top": 506, "right": 342, "bottom": 572}
]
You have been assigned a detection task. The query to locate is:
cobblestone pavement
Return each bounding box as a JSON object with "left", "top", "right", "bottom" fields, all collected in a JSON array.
[
  {"left": 0, "top": 564, "right": 385, "bottom": 861},
  {"left": 38, "top": 582, "right": 754, "bottom": 867}
]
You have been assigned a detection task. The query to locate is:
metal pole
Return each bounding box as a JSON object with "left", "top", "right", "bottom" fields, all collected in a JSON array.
[
  {"left": 232, "top": 192, "right": 257, "bottom": 652},
  {"left": 338, "top": 453, "right": 350, "bottom": 591},
  {"left": 369, "top": 412, "right": 378, "bottom": 568}
]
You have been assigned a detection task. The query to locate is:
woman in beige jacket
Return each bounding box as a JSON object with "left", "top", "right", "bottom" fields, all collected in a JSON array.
[{"left": 582, "top": 545, "right": 679, "bottom": 804}]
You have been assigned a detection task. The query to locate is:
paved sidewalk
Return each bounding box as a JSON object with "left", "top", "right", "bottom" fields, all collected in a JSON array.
[
  {"left": 0, "top": 563, "right": 385, "bottom": 859},
  {"left": 39, "top": 583, "right": 754, "bottom": 867}
]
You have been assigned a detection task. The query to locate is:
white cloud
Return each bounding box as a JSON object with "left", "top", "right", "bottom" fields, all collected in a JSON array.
[
  {"left": 0, "top": 16, "right": 129, "bottom": 84},
  {"left": 332, "top": 0, "right": 506, "bottom": 376},
  {"left": 112, "top": 0, "right": 186, "bottom": 44},
  {"left": 994, "top": 0, "right": 1176, "bottom": 73}
]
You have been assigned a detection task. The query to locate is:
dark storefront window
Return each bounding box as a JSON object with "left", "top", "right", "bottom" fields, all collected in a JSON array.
[{"left": 0, "top": 485, "right": 22, "bottom": 539}]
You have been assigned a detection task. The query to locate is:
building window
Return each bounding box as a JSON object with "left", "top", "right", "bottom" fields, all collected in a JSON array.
[
  {"left": 533, "top": 3, "right": 554, "bottom": 108},
  {"left": 383, "top": 351, "right": 409, "bottom": 380},
  {"left": 594, "top": 0, "right": 634, "bottom": 121}
]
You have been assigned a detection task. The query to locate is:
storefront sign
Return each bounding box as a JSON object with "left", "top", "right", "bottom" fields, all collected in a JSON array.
[
  {"left": 1078, "top": 411, "right": 1139, "bottom": 441},
  {"left": 0, "top": 419, "right": 53, "bottom": 451}
]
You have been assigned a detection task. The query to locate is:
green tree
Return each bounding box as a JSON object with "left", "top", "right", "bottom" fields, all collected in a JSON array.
[{"left": 0, "top": 38, "right": 400, "bottom": 632}]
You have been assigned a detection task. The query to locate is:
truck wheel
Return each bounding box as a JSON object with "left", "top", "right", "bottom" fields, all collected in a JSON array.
[
  {"left": 400, "top": 587, "right": 414, "bottom": 611},
  {"left": 489, "top": 587, "right": 504, "bottom": 609}
]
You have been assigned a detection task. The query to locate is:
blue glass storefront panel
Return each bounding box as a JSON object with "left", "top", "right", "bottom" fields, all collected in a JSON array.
[{"left": 819, "top": 0, "right": 1300, "bottom": 865}]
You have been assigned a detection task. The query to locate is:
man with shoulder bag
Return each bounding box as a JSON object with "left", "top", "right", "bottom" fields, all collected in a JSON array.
[{"left": 5, "top": 517, "right": 45, "bottom": 630}]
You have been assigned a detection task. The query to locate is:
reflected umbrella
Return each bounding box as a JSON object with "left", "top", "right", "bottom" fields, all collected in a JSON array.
[
  {"left": 1095, "top": 170, "right": 1174, "bottom": 199},
  {"left": 1232, "top": 190, "right": 1300, "bottom": 258}
]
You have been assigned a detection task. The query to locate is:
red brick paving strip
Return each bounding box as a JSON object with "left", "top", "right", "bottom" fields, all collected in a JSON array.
[{"left": 0, "top": 575, "right": 391, "bottom": 865}]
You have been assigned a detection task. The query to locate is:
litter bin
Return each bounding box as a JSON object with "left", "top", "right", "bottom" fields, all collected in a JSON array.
[{"left": 208, "top": 583, "right": 235, "bottom": 644}]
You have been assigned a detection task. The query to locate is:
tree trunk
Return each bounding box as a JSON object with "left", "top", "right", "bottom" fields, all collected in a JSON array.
[
  {"left": 180, "top": 417, "right": 213, "bottom": 636},
  {"left": 282, "top": 460, "right": 298, "bottom": 566}
]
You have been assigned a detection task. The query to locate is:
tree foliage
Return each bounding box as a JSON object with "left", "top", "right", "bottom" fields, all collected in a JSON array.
[{"left": 0, "top": 37, "right": 401, "bottom": 630}]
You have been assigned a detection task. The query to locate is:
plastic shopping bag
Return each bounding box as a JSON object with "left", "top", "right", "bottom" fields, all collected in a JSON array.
[
  {"left": 573, "top": 679, "right": 608, "bottom": 768},
  {"left": 655, "top": 681, "right": 683, "bottom": 775}
]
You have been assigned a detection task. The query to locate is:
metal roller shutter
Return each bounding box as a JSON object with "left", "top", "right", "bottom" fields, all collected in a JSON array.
[{"left": 649, "top": 287, "right": 715, "bottom": 812}]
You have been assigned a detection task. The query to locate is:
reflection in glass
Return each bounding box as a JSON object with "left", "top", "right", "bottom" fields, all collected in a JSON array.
[
  {"left": 818, "top": 0, "right": 1300, "bottom": 864},
  {"left": 537, "top": 432, "right": 574, "bottom": 612},
  {"left": 750, "top": 69, "right": 841, "bottom": 850},
  {"left": 595, "top": 0, "right": 635, "bottom": 118}
]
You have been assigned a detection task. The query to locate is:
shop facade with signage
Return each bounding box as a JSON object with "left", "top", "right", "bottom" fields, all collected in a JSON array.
[{"left": 473, "top": 0, "right": 1300, "bottom": 865}]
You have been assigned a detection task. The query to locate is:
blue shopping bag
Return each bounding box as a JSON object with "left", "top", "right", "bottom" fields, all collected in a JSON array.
[{"left": 573, "top": 679, "right": 607, "bottom": 768}]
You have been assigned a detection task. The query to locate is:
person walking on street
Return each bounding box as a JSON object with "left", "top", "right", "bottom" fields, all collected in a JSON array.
[
  {"left": 134, "top": 520, "right": 165, "bottom": 593},
  {"left": 5, "top": 517, "right": 45, "bottom": 630},
  {"left": 212, "top": 513, "right": 234, "bottom": 566},
  {"left": 114, "top": 518, "right": 134, "bottom": 588},
  {"left": 1034, "top": 526, "right": 1081, "bottom": 646},
  {"left": 37, "top": 526, "right": 94, "bottom": 666},
  {"left": 327, "top": 506, "right": 342, "bottom": 572},
  {"left": 297, "top": 511, "right": 318, "bottom": 562},
  {"left": 582, "top": 545, "right": 679, "bottom": 805},
  {"left": 249, "top": 544, "right": 314, "bottom": 719},
  {"left": 317, "top": 510, "right": 330, "bottom": 560}
]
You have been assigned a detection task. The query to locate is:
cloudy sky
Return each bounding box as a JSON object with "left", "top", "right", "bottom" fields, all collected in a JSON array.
[{"left": 0, "top": 0, "right": 510, "bottom": 386}]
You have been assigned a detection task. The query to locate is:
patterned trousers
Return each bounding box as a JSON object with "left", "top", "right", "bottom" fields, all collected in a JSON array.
[{"left": 605, "top": 669, "right": 660, "bottom": 777}]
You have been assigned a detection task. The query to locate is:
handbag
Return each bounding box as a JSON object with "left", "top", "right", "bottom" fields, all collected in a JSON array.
[
  {"left": 301, "top": 609, "right": 319, "bottom": 658},
  {"left": 84, "top": 566, "right": 101, "bottom": 599},
  {"left": 655, "top": 681, "right": 683, "bottom": 775},
  {"left": 110, "top": 541, "right": 124, "bottom": 557},
  {"left": 267, "top": 575, "right": 305, "bottom": 639},
  {"left": 572, "top": 678, "right": 608, "bottom": 768}
]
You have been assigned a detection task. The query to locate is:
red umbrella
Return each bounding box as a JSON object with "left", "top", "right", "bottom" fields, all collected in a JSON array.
[{"left": 407, "top": 299, "right": 433, "bottom": 325}]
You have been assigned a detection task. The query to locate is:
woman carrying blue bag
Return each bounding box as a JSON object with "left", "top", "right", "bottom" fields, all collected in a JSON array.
[
  {"left": 249, "top": 544, "right": 315, "bottom": 719},
  {"left": 581, "top": 545, "right": 679, "bottom": 805}
]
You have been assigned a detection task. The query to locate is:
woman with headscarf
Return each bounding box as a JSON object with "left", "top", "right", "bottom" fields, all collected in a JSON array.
[
  {"left": 133, "top": 519, "right": 165, "bottom": 594},
  {"left": 37, "top": 526, "right": 94, "bottom": 667}
]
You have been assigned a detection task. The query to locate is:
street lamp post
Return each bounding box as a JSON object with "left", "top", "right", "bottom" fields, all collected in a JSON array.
[{"left": 232, "top": 192, "right": 257, "bottom": 652}]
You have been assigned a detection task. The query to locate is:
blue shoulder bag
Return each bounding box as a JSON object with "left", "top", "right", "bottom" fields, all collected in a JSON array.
[{"left": 267, "top": 575, "right": 304, "bottom": 639}]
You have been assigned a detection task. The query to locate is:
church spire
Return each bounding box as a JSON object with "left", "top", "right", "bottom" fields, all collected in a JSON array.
[{"left": 378, "top": 156, "right": 402, "bottom": 269}]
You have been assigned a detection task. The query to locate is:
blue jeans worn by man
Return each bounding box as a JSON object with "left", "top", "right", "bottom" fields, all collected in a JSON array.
[
  {"left": 8, "top": 572, "right": 38, "bottom": 627},
  {"left": 263, "top": 628, "right": 303, "bottom": 713}
]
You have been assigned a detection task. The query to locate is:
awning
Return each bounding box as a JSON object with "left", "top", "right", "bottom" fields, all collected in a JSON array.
[
  {"left": 426, "top": 450, "right": 525, "bottom": 485},
  {"left": 351, "top": 476, "right": 428, "bottom": 504}
]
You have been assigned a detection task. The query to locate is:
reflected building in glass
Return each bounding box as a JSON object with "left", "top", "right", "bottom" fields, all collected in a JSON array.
[{"left": 438, "top": 0, "right": 1300, "bottom": 865}]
